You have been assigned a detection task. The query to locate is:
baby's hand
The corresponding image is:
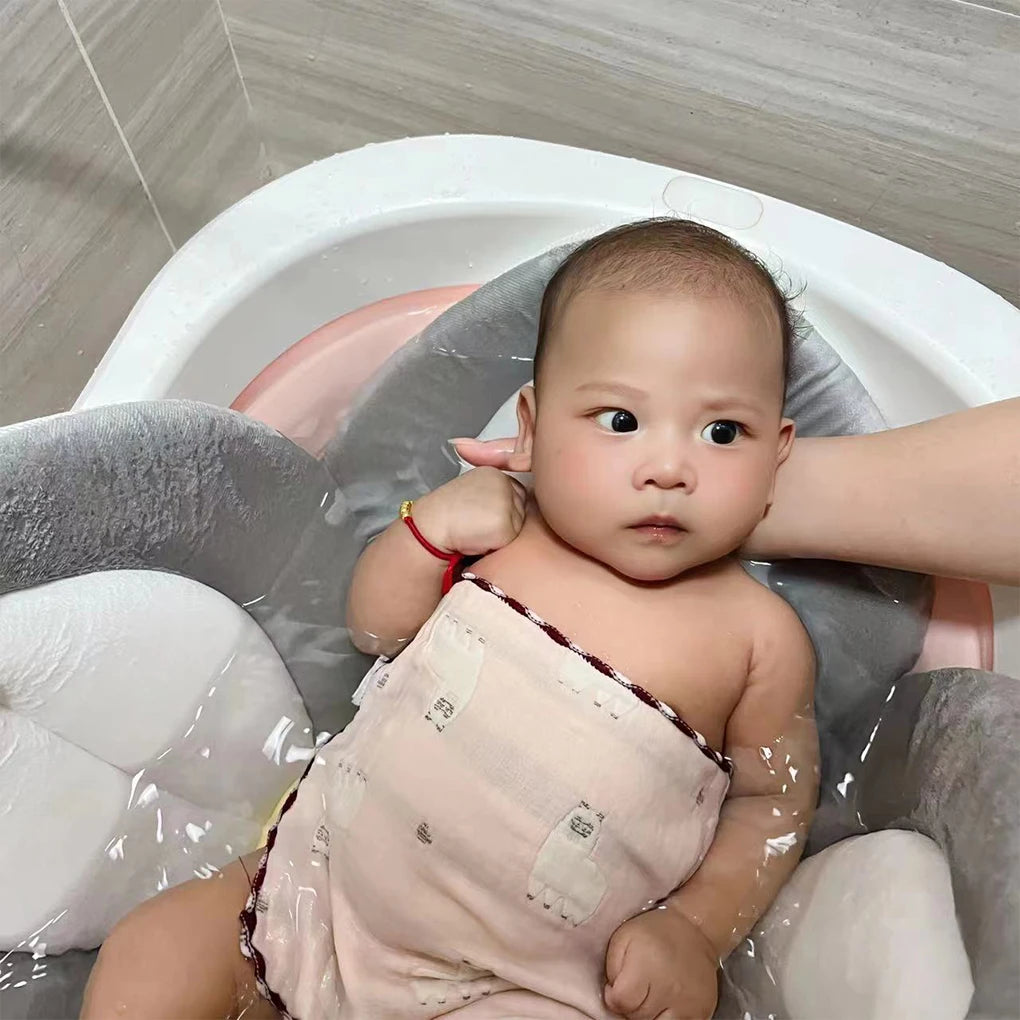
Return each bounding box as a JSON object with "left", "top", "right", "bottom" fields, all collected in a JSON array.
[
  {"left": 414, "top": 467, "right": 526, "bottom": 557},
  {"left": 604, "top": 908, "right": 719, "bottom": 1020}
]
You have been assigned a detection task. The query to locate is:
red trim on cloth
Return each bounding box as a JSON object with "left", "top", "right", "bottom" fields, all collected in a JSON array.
[{"left": 238, "top": 756, "right": 319, "bottom": 1020}]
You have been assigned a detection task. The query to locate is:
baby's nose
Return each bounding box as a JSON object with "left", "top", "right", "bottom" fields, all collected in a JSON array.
[{"left": 635, "top": 452, "right": 696, "bottom": 492}]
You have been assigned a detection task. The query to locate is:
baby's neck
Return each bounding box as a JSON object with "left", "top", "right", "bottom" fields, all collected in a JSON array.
[{"left": 516, "top": 502, "right": 599, "bottom": 573}]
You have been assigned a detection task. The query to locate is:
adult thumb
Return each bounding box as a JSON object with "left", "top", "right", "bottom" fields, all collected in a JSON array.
[{"left": 450, "top": 436, "right": 517, "bottom": 470}]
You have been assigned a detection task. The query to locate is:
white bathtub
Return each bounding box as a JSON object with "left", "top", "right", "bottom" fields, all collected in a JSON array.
[{"left": 74, "top": 134, "right": 1020, "bottom": 672}]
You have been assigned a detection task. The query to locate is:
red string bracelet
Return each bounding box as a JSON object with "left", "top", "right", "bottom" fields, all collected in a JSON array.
[{"left": 399, "top": 500, "right": 462, "bottom": 595}]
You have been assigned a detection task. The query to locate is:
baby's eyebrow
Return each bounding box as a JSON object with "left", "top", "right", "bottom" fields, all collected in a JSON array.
[
  {"left": 575, "top": 381, "right": 648, "bottom": 401},
  {"left": 700, "top": 396, "right": 766, "bottom": 416}
]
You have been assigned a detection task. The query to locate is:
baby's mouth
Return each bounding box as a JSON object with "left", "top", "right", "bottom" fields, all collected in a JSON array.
[{"left": 628, "top": 516, "right": 687, "bottom": 540}]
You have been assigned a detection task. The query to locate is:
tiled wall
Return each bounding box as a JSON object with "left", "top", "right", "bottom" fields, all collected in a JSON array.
[
  {"left": 0, "top": 0, "right": 269, "bottom": 425},
  {"left": 2, "top": 0, "right": 1017, "bottom": 426},
  {"left": 219, "top": 0, "right": 1019, "bottom": 299}
]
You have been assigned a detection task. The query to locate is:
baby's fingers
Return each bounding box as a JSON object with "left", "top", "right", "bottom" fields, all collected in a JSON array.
[
  {"left": 604, "top": 966, "right": 652, "bottom": 1018},
  {"left": 604, "top": 924, "right": 630, "bottom": 987},
  {"left": 508, "top": 476, "right": 528, "bottom": 504},
  {"left": 509, "top": 479, "right": 528, "bottom": 521}
]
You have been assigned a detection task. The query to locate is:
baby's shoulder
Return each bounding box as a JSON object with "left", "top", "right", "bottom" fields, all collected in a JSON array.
[
  {"left": 741, "top": 569, "right": 801, "bottom": 620},
  {"left": 693, "top": 559, "right": 783, "bottom": 610},
  {"left": 705, "top": 562, "right": 814, "bottom": 664},
  {"left": 737, "top": 575, "right": 816, "bottom": 686}
]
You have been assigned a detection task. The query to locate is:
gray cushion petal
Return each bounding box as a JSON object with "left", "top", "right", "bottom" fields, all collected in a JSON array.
[{"left": 850, "top": 668, "right": 1020, "bottom": 1020}]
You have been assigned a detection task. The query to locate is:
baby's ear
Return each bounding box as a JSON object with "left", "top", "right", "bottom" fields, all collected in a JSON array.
[
  {"left": 508, "top": 386, "right": 537, "bottom": 473},
  {"left": 768, "top": 418, "right": 796, "bottom": 504},
  {"left": 776, "top": 417, "right": 796, "bottom": 465}
]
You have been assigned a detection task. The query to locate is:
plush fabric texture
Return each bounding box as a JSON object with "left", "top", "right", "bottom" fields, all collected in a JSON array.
[
  {"left": 849, "top": 668, "right": 1020, "bottom": 1020},
  {"left": 0, "top": 570, "right": 312, "bottom": 954},
  {"left": 0, "top": 401, "right": 360, "bottom": 736},
  {"left": 0, "top": 403, "right": 356, "bottom": 1020},
  {"left": 717, "top": 830, "right": 974, "bottom": 1020},
  {"left": 0, "top": 949, "right": 97, "bottom": 1019}
]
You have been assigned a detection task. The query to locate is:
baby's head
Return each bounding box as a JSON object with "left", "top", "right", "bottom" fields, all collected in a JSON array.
[{"left": 509, "top": 218, "right": 797, "bottom": 582}]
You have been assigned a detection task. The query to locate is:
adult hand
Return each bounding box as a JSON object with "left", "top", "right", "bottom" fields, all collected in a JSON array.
[{"left": 451, "top": 436, "right": 518, "bottom": 471}]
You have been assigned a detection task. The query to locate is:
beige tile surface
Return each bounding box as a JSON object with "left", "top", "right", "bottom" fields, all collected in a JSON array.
[
  {"left": 0, "top": 0, "right": 173, "bottom": 426},
  {"left": 222, "top": 0, "right": 1019, "bottom": 301},
  {"left": 867, "top": 161, "right": 1019, "bottom": 305},
  {"left": 62, "top": 0, "right": 271, "bottom": 246},
  {"left": 979, "top": 0, "right": 1020, "bottom": 15},
  {"left": 1, "top": 0, "right": 1016, "bottom": 426}
]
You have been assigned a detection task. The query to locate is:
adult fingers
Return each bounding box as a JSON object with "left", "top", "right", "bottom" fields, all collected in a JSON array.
[{"left": 452, "top": 436, "right": 516, "bottom": 470}]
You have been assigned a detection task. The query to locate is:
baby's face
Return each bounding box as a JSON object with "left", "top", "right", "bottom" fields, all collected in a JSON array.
[{"left": 523, "top": 289, "right": 793, "bottom": 582}]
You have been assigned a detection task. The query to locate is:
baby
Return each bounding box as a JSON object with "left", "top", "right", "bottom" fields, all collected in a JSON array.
[{"left": 83, "top": 220, "right": 818, "bottom": 1020}]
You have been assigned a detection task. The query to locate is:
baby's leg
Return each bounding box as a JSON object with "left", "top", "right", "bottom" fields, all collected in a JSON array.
[{"left": 81, "top": 852, "right": 275, "bottom": 1020}]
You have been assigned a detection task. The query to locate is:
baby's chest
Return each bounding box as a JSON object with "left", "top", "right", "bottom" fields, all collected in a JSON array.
[{"left": 547, "top": 602, "right": 750, "bottom": 750}]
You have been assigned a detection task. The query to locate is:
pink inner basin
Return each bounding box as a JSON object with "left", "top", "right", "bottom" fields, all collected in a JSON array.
[
  {"left": 232, "top": 286, "right": 993, "bottom": 673},
  {"left": 914, "top": 577, "right": 994, "bottom": 674},
  {"left": 233, "top": 285, "right": 478, "bottom": 457}
]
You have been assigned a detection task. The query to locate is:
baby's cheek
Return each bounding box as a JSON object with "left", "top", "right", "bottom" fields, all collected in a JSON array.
[
  {"left": 536, "top": 447, "right": 608, "bottom": 544},
  {"left": 709, "top": 464, "right": 769, "bottom": 528},
  {"left": 544, "top": 443, "right": 602, "bottom": 500}
]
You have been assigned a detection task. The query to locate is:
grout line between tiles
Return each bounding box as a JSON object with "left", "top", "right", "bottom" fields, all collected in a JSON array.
[
  {"left": 55, "top": 0, "right": 177, "bottom": 253},
  {"left": 213, "top": 0, "right": 254, "bottom": 113}
]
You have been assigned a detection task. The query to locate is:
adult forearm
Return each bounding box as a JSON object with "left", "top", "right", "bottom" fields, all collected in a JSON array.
[{"left": 745, "top": 399, "right": 1020, "bottom": 585}]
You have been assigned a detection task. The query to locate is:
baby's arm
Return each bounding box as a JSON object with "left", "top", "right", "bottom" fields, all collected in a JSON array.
[
  {"left": 346, "top": 468, "right": 525, "bottom": 656},
  {"left": 667, "top": 601, "right": 819, "bottom": 957},
  {"left": 604, "top": 601, "right": 817, "bottom": 1019}
]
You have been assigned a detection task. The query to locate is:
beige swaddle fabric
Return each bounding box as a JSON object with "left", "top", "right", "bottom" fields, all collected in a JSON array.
[{"left": 242, "top": 576, "right": 730, "bottom": 1020}]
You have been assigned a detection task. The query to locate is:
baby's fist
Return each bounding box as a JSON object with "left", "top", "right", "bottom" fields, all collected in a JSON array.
[
  {"left": 414, "top": 467, "right": 526, "bottom": 557},
  {"left": 604, "top": 909, "right": 719, "bottom": 1020}
]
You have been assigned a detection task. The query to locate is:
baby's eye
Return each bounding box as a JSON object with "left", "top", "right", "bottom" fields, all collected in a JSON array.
[
  {"left": 701, "top": 420, "right": 742, "bottom": 445},
  {"left": 595, "top": 409, "right": 639, "bottom": 433}
]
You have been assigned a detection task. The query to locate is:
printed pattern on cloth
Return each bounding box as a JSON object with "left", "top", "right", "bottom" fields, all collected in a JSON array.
[
  {"left": 239, "top": 577, "right": 731, "bottom": 1019},
  {"left": 462, "top": 573, "right": 732, "bottom": 774}
]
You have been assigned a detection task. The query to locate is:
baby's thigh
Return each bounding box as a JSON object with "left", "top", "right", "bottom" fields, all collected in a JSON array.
[{"left": 81, "top": 851, "right": 273, "bottom": 1020}]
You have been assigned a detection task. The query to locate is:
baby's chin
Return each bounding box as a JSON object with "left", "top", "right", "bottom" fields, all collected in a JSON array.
[{"left": 599, "top": 547, "right": 717, "bottom": 584}]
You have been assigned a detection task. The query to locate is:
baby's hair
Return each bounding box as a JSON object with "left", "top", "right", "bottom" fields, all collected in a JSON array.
[{"left": 535, "top": 217, "right": 795, "bottom": 392}]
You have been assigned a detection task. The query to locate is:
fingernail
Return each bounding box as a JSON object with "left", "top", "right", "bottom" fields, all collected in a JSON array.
[{"left": 448, "top": 437, "right": 472, "bottom": 445}]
